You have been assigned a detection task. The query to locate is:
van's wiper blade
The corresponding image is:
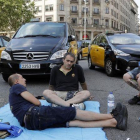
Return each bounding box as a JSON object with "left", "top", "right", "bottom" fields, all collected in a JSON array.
[
  {"left": 35, "top": 34, "right": 57, "bottom": 38},
  {"left": 15, "top": 34, "right": 57, "bottom": 38},
  {"left": 15, "top": 35, "right": 37, "bottom": 38}
]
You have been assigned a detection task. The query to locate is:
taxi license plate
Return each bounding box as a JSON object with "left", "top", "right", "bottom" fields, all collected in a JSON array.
[{"left": 19, "top": 64, "right": 40, "bottom": 69}]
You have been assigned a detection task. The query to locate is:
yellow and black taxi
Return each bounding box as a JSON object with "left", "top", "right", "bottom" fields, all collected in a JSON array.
[
  {"left": 0, "top": 36, "right": 10, "bottom": 58},
  {"left": 0, "top": 20, "right": 78, "bottom": 82},
  {"left": 88, "top": 33, "right": 140, "bottom": 76},
  {"left": 78, "top": 40, "right": 91, "bottom": 60}
]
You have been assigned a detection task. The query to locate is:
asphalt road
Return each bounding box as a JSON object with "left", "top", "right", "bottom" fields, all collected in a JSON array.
[{"left": 0, "top": 60, "right": 140, "bottom": 140}]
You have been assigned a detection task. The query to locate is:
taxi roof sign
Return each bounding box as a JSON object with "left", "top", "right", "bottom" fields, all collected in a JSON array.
[{"left": 30, "top": 18, "right": 40, "bottom": 22}]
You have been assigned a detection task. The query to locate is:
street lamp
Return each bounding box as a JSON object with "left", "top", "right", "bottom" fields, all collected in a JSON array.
[{"left": 84, "top": 0, "right": 87, "bottom": 47}]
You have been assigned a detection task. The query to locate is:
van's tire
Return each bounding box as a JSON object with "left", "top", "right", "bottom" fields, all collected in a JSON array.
[
  {"left": 105, "top": 58, "right": 115, "bottom": 76},
  {"left": 2, "top": 73, "right": 9, "bottom": 82},
  {"left": 88, "top": 56, "right": 95, "bottom": 69}
]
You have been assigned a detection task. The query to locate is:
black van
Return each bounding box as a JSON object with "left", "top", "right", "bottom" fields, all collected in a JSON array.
[{"left": 0, "top": 21, "right": 78, "bottom": 81}]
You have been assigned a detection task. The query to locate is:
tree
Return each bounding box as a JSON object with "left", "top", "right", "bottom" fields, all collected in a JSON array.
[{"left": 0, "top": 0, "right": 36, "bottom": 31}]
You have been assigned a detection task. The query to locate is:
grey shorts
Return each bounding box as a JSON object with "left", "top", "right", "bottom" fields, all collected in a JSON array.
[{"left": 127, "top": 67, "right": 139, "bottom": 80}]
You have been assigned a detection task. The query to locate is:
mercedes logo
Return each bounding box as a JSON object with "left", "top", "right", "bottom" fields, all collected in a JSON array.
[{"left": 26, "top": 53, "right": 34, "bottom": 60}]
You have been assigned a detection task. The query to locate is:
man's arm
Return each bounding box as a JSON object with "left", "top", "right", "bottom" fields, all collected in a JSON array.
[
  {"left": 21, "top": 91, "right": 41, "bottom": 106},
  {"left": 80, "top": 82, "right": 87, "bottom": 90},
  {"left": 136, "top": 73, "right": 140, "bottom": 79},
  {"left": 49, "top": 85, "right": 55, "bottom": 91}
]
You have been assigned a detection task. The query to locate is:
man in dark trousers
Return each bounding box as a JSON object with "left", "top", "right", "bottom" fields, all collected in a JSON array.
[
  {"left": 43, "top": 52, "right": 91, "bottom": 109},
  {"left": 123, "top": 67, "right": 140, "bottom": 105},
  {"left": 8, "top": 73, "right": 128, "bottom": 130}
]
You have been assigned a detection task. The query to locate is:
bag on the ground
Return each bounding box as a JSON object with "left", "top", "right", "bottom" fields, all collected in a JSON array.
[{"left": 0, "top": 122, "right": 23, "bottom": 138}]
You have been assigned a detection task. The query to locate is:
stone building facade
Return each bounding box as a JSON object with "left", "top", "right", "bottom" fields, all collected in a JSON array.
[{"left": 32, "top": 0, "right": 139, "bottom": 40}]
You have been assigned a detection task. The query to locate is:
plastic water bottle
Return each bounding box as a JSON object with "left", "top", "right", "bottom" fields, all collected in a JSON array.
[{"left": 107, "top": 92, "right": 115, "bottom": 114}]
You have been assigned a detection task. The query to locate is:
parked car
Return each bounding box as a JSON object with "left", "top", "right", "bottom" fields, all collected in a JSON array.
[
  {"left": 78, "top": 40, "right": 91, "bottom": 60},
  {"left": 0, "top": 20, "right": 78, "bottom": 82},
  {"left": 88, "top": 33, "right": 140, "bottom": 76},
  {"left": 0, "top": 36, "right": 10, "bottom": 58}
]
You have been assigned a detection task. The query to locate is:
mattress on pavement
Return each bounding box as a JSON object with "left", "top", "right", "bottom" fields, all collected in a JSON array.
[{"left": 0, "top": 100, "right": 107, "bottom": 140}]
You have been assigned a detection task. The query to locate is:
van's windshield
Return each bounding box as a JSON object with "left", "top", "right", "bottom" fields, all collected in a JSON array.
[{"left": 14, "top": 22, "right": 66, "bottom": 38}]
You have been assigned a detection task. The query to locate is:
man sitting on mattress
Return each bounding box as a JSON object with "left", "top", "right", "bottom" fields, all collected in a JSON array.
[
  {"left": 43, "top": 52, "right": 91, "bottom": 110},
  {"left": 8, "top": 73, "right": 128, "bottom": 131}
]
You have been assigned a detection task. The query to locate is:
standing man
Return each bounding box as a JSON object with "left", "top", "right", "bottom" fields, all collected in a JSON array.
[
  {"left": 43, "top": 52, "right": 91, "bottom": 109},
  {"left": 123, "top": 67, "right": 140, "bottom": 105}
]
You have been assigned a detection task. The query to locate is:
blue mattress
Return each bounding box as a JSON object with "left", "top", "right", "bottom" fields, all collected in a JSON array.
[{"left": 0, "top": 100, "right": 107, "bottom": 140}]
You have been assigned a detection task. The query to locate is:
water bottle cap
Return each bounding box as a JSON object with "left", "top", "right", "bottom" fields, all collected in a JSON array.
[{"left": 110, "top": 92, "right": 113, "bottom": 94}]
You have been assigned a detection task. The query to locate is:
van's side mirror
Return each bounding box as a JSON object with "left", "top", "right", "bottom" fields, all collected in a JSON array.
[
  {"left": 105, "top": 45, "right": 110, "bottom": 50},
  {"left": 99, "top": 43, "right": 105, "bottom": 47},
  {"left": 68, "top": 35, "right": 76, "bottom": 42}
]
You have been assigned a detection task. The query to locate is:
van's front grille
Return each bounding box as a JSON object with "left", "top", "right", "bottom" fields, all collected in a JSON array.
[{"left": 13, "top": 52, "right": 49, "bottom": 61}]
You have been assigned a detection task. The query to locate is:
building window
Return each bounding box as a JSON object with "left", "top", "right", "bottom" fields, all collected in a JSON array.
[
  {"left": 83, "top": 7, "right": 88, "bottom": 13},
  {"left": 116, "top": 13, "right": 118, "bottom": 19},
  {"left": 46, "top": 17, "right": 52, "bottom": 21},
  {"left": 71, "top": 18, "right": 77, "bottom": 24},
  {"left": 45, "top": 5, "right": 53, "bottom": 11},
  {"left": 111, "top": 9, "right": 113, "bottom": 16},
  {"left": 71, "top": 6, "right": 77, "bottom": 12},
  {"left": 35, "top": 6, "right": 42, "bottom": 12},
  {"left": 60, "top": 4, "right": 64, "bottom": 11},
  {"left": 94, "top": 8, "right": 99, "bottom": 14},
  {"left": 50, "top": 5, "right": 53, "bottom": 11},
  {"left": 83, "top": 18, "right": 88, "bottom": 25},
  {"left": 94, "top": 0, "right": 99, "bottom": 3},
  {"left": 112, "top": 20, "right": 113, "bottom": 28},
  {"left": 94, "top": 19, "right": 99, "bottom": 25},
  {"left": 105, "top": 19, "right": 109, "bottom": 27},
  {"left": 105, "top": 7, "right": 109, "bottom": 14},
  {"left": 60, "top": 17, "right": 64, "bottom": 21}
]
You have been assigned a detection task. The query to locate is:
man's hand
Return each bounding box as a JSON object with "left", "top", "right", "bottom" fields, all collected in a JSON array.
[
  {"left": 89, "top": 96, "right": 94, "bottom": 100},
  {"left": 136, "top": 73, "right": 140, "bottom": 79}
]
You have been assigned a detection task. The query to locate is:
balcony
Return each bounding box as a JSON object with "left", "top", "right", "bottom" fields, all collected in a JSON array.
[
  {"left": 70, "top": 0, "right": 78, "bottom": 4},
  {"left": 131, "top": 6, "right": 136, "bottom": 14},
  {"left": 82, "top": 11, "right": 89, "bottom": 15},
  {"left": 93, "top": 0, "right": 100, "bottom": 5},
  {"left": 71, "top": 23, "right": 78, "bottom": 27},
  {"left": 70, "top": 10, "right": 78, "bottom": 15},
  {"left": 82, "top": 0, "right": 89, "bottom": 4},
  {"left": 92, "top": 12, "right": 100, "bottom": 16}
]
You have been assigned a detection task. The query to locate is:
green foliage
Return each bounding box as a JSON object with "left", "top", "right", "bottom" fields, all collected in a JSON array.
[{"left": 0, "top": 0, "right": 36, "bottom": 31}]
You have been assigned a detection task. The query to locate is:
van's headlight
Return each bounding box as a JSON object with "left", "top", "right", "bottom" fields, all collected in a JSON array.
[
  {"left": 114, "top": 49, "right": 130, "bottom": 56},
  {"left": 50, "top": 50, "right": 67, "bottom": 60},
  {"left": 1, "top": 51, "right": 11, "bottom": 60}
]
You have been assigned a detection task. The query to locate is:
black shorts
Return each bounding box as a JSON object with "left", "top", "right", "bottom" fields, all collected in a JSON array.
[{"left": 24, "top": 106, "right": 76, "bottom": 130}]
